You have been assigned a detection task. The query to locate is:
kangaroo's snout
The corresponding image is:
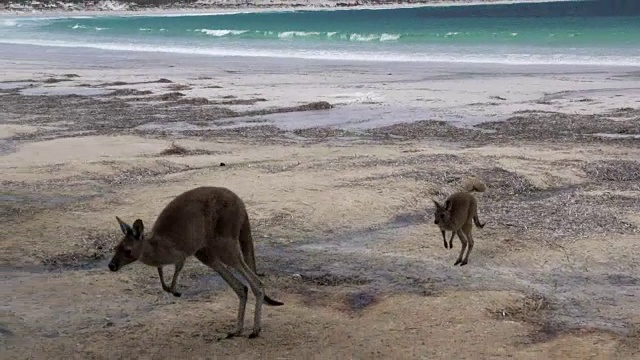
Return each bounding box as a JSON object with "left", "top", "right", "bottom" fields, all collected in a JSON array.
[{"left": 108, "top": 262, "right": 118, "bottom": 272}]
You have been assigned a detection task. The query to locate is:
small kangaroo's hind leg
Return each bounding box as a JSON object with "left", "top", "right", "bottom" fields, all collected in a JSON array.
[
  {"left": 195, "top": 249, "right": 249, "bottom": 339},
  {"left": 460, "top": 223, "right": 474, "bottom": 266},
  {"left": 448, "top": 231, "right": 456, "bottom": 249},
  {"left": 454, "top": 229, "right": 468, "bottom": 266}
]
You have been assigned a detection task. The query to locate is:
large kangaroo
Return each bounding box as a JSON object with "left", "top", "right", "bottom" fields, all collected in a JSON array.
[
  {"left": 432, "top": 179, "right": 486, "bottom": 266},
  {"left": 108, "top": 186, "right": 284, "bottom": 339}
]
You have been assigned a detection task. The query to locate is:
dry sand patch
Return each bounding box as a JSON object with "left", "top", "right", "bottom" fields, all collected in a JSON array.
[{"left": 2, "top": 133, "right": 639, "bottom": 348}]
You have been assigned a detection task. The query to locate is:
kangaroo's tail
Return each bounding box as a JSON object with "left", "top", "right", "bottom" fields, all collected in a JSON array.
[
  {"left": 240, "top": 211, "right": 284, "bottom": 307},
  {"left": 239, "top": 212, "right": 258, "bottom": 275},
  {"left": 473, "top": 213, "right": 486, "bottom": 229},
  {"left": 264, "top": 294, "right": 284, "bottom": 306},
  {"left": 461, "top": 178, "right": 486, "bottom": 193}
]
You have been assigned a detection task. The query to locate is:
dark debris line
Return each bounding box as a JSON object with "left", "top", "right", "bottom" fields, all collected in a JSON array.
[{"left": 1, "top": 88, "right": 639, "bottom": 144}]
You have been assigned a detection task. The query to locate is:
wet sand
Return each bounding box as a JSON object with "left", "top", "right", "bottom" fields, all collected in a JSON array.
[{"left": 1, "top": 44, "right": 640, "bottom": 359}]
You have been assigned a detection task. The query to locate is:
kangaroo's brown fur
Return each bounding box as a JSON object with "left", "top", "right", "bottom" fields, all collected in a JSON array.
[
  {"left": 108, "top": 186, "right": 283, "bottom": 339},
  {"left": 433, "top": 179, "right": 486, "bottom": 266}
]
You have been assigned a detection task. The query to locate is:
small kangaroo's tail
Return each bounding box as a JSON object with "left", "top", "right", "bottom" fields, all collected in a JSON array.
[
  {"left": 473, "top": 213, "right": 486, "bottom": 229},
  {"left": 240, "top": 211, "right": 285, "bottom": 307},
  {"left": 461, "top": 178, "right": 486, "bottom": 193}
]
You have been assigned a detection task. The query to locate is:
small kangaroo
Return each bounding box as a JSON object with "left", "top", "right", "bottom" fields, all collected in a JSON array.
[
  {"left": 433, "top": 179, "right": 486, "bottom": 266},
  {"left": 108, "top": 186, "right": 284, "bottom": 339}
]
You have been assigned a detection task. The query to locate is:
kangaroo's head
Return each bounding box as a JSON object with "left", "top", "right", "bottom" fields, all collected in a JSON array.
[
  {"left": 432, "top": 199, "right": 452, "bottom": 226},
  {"left": 108, "top": 216, "right": 145, "bottom": 272}
]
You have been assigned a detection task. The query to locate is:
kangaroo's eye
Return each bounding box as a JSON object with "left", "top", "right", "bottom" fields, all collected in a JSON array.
[{"left": 124, "top": 249, "right": 132, "bottom": 256}]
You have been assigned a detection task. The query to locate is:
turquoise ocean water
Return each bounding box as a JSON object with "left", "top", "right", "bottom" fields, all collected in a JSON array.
[{"left": 1, "top": 0, "right": 639, "bottom": 65}]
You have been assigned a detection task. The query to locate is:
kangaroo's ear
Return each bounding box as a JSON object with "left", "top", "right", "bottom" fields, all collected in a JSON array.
[
  {"left": 432, "top": 199, "right": 442, "bottom": 209},
  {"left": 132, "top": 219, "right": 144, "bottom": 241},
  {"left": 445, "top": 200, "right": 453, "bottom": 210},
  {"left": 116, "top": 216, "right": 133, "bottom": 236}
]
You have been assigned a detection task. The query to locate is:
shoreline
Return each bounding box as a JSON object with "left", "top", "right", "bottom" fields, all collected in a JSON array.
[
  {"left": 3, "top": 40, "right": 640, "bottom": 72},
  {"left": 0, "top": 0, "right": 577, "bottom": 17},
  {"left": 3, "top": 41, "right": 640, "bottom": 68}
]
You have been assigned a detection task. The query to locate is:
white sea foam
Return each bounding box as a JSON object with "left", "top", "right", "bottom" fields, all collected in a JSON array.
[
  {"left": 1, "top": 19, "right": 18, "bottom": 27},
  {"left": 139, "top": 27, "right": 152, "bottom": 31},
  {"left": 278, "top": 31, "right": 320, "bottom": 39},
  {"left": 71, "top": 24, "right": 86, "bottom": 29},
  {"left": 330, "top": 91, "right": 385, "bottom": 105},
  {"left": 1, "top": 38, "right": 639, "bottom": 67},
  {"left": 196, "top": 28, "right": 248, "bottom": 36},
  {"left": 349, "top": 33, "right": 378, "bottom": 42},
  {"left": 95, "top": 27, "right": 107, "bottom": 31},
  {"left": 1, "top": 15, "right": 92, "bottom": 22},
  {"left": 380, "top": 33, "right": 401, "bottom": 41},
  {"left": 340, "top": 32, "right": 400, "bottom": 42}
]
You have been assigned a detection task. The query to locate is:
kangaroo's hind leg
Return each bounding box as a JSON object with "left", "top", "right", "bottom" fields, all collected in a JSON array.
[
  {"left": 236, "top": 261, "right": 266, "bottom": 338},
  {"left": 219, "top": 241, "right": 266, "bottom": 339},
  {"left": 195, "top": 249, "right": 249, "bottom": 339}
]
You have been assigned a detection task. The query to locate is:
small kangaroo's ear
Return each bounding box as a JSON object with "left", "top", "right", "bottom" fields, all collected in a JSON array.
[
  {"left": 132, "top": 219, "right": 144, "bottom": 241},
  {"left": 432, "top": 199, "right": 442, "bottom": 209},
  {"left": 116, "top": 216, "right": 133, "bottom": 236},
  {"left": 445, "top": 200, "right": 453, "bottom": 210}
]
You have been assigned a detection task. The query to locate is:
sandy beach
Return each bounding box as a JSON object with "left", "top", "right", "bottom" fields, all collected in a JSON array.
[{"left": 1, "top": 41, "right": 640, "bottom": 359}]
